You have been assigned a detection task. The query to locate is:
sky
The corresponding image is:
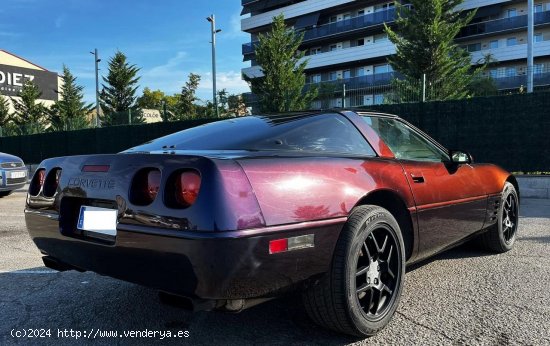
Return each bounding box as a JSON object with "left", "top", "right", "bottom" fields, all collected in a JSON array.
[{"left": 0, "top": 0, "right": 250, "bottom": 104}]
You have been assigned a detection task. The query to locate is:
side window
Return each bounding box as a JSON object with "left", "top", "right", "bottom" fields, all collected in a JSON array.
[
  {"left": 361, "top": 116, "right": 449, "bottom": 162},
  {"left": 253, "top": 114, "right": 376, "bottom": 156}
]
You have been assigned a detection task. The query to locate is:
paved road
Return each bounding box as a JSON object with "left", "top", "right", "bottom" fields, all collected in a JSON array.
[{"left": 1, "top": 185, "right": 549, "bottom": 345}]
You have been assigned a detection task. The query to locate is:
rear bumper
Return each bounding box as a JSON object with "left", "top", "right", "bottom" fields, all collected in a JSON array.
[{"left": 25, "top": 209, "right": 344, "bottom": 301}]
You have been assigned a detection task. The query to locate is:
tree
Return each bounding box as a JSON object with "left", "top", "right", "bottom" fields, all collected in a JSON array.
[
  {"left": 136, "top": 88, "right": 178, "bottom": 121},
  {"left": 245, "top": 14, "right": 317, "bottom": 112},
  {"left": 385, "top": 0, "right": 479, "bottom": 102},
  {"left": 100, "top": 51, "right": 143, "bottom": 125},
  {"left": 217, "top": 89, "right": 229, "bottom": 113},
  {"left": 226, "top": 94, "right": 249, "bottom": 117},
  {"left": 48, "top": 65, "right": 92, "bottom": 131},
  {"left": 0, "top": 93, "right": 10, "bottom": 128},
  {"left": 172, "top": 73, "right": 201, "bottom": 120},
  {"left": 10, "top": 80, "right": 47, "bottom": 135}
]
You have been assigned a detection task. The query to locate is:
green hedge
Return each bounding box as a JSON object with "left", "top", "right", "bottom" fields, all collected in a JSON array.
[
  {"left": 1, "top": 92, "right": 549, "bottom": 172},
  {"left": 0, "top": 118, "right": 221, "bottom": 164},
  {"left": 366, "top": 92, "right": 550, "bottom": 172}
]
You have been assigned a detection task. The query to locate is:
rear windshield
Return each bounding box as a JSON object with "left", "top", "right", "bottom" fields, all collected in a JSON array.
[{"left": 126, "top": 113, "right": 375, "bottom": 156}]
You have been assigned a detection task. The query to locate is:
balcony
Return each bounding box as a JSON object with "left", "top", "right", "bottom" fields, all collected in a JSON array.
[
  {"left": 492, "top": 71, "right": 550, "bottom": 90},
  {"left": 458, "top": 10, "right": 550, "bottom": 39},
  {"left": 241, "top": 0, "right": 307, "bottom": 15},
  {"left": 243, "top": 7, "right": 401, "bottom": 57},
  {"left": 304, "top": 72, "right": 395, "bottom": 91},
  {"left": 243, "top": 40, "right": 396, "bottom": 77},
  {"left": 242, "top": 0, "right": 358, "bottom": 31},
  {"left": 470, "top": 39, "right": 550, "bottom": 63}
]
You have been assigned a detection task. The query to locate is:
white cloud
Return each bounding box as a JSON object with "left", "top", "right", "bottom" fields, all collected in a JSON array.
[{"left": 199, "top": 71, "right": 249, "bottom": 93}]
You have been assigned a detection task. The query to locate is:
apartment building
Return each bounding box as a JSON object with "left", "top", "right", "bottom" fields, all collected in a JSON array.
[{"left": 241, "top": 0, "right": 550, "bottom": 107}]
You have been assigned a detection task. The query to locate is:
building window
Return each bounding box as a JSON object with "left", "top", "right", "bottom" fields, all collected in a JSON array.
[
  {"left": 343, "top": 70, "right": 351, "bottom": 79},
  {"left": 310, "top": 47, "right": 322, "bottom": 55},
  {"left": 374, "top": 2, "right": 395, "bottom": 12},
  {"left": 343, "top": 13, "right": 351, "bottom": 21},
  {"left": 330, "top": 44, "right": 338, "bottom": 51},
  {"left": 374, "top": 94, "right": 385, "bottom": 105},
  {"left": 507, "top": 37, "right": 517, "bottom": 46},
  {"left": 534, "top": 3, "right": 544, "bottom": 13},
  {"left": 466, "top": 43, "right": 482, "bottom": 52},
  {"left": 357, "top": 9, "right": 365, "bottom": 16},
  {"left": 311, "top": 74, "right": 322, "bottom": 83},
  {"left": 489, "top": 40, "right": 499, "bottom": 49},
  {"left": 329, "top": 71, "right": 338, "bottom": 81},
  {"left": 506, "top": 67, "right": 517, "bottom": 77},
  {"left": 489, "top": 69, "right": 499, "bottom": 79},
  {"left": 374, "top": 33, "right": 388, "bottom": 43},
  {"left": 534, "top": 33, "right": 543, "bottom": 43},
  {"left": 329, "top": 16, "right": 337, "bottom": 23},
  {"left": 507, "top": 9, "right": 517, "bottom": 18},
  {"left": 534, "top": 64, "right": 544, "bottom": 75},
  {"left": 356, "top": 38, "right": 365, "bottom": 46},
  {"left": 357, "top": 67, "right": 366, "bottom": 77}
]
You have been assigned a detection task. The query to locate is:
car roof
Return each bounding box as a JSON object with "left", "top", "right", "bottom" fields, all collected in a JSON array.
[{"left": 252, "top": 109, "right": 399, "bottom": 119}]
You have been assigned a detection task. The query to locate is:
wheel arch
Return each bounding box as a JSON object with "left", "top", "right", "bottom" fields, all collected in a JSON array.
[
  {"left": 354, "top": 189, "right": 416, "bottom": 261},
  {"left": 506, "top": 175, "right": 520, "bottom": 201}
]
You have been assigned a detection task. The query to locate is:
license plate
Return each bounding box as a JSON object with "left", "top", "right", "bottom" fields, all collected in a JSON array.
[
  {"left": 9, "top": 171, "right": 26, "bottom": 179},
  {"left": 77, "top": 206, "right": 118, "bottom": 237}
]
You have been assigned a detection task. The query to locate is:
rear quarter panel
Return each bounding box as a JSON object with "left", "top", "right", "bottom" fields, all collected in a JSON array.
[{"left": 237, "top": 157, "right": 415, "bottom": 226}]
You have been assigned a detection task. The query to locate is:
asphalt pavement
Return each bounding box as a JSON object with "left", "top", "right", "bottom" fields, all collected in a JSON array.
[{"left": 0, "top": 185, "right": 549, "bottom": 345}]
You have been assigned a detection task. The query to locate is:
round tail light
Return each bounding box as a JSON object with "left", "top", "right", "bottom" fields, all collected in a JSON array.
[
  {"left": 29, "top": 169, "right": 46, "bottom": 196},
  {"left": 130, "top": 168, "right": 161, "bottom": 206},
  {"left": 43, "top": 168, "right": 62, "bottom": 197},
  {"left": 175, "top": 171, "right": 201, "bottom": 207}
]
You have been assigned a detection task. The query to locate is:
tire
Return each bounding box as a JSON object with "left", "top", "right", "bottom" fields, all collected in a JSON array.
[
  {"left": 0, "top": 191, "right": 13, "bottom": 198},
  {"left": 302, "top": 205, "right": 406, "bottom": 337},
  {"left": 481, "top": 182, "right": 519, "bottom": 253}
]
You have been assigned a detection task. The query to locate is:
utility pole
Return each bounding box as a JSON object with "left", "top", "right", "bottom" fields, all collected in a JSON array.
[
  {"left": 90, "top": 49, "right": 101, "bottom": 126},
  {"left": 207, "top": 14, "right": 222, "bottom": 118},
  {"left": 527, "top": 0, "right": 534, "bottom": 93}
]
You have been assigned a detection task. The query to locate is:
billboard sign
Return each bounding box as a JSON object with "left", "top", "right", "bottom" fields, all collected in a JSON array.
[{"left": 0, "top": 64, "right": 58, "bottom": 101}]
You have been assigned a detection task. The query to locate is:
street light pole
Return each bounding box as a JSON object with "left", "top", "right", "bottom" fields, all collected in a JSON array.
[
  {"left": 527, "top": 0, "right": 534, "bottom": 93},
  {"left": 90, "top": 49, "right": 101, "bottom": 126},
  {"left": 207, "top": 14, "right": 221, "bottom": 118}
]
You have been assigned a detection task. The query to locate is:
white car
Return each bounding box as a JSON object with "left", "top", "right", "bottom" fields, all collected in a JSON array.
[{"left": 0, "top": 152, "right": 27, "bottom": 197}]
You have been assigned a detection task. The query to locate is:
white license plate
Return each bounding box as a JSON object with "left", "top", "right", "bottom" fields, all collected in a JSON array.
[
  {"left": 77, "top": 206, "right": 118, "bottom": 237},
  {"left": 9, "top": 171, "right": 26, "bottom": 179}
]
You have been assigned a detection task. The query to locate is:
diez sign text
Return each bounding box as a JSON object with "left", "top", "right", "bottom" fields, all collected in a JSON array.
[{"left": 0, "top": 64, "right": 58, "bottom": 101}]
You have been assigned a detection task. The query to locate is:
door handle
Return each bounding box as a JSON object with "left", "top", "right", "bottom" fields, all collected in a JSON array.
[{"left": 410, "top": 173, "right": 425, "bottom": 183}]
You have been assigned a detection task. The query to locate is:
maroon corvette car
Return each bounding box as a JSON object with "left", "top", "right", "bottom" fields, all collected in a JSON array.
[{"left": 26, "top": 110, "right": 519, "bottom": 337}]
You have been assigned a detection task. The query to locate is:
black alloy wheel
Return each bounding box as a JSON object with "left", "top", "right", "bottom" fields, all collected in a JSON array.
[
  {"left": 303, "top": 205, "right": 405, "bottom": 337},
  {"left": 354, "top": 225, "right": 401, "bottom": 321},
  {"left": 481, "top": 182, "right": 519, "bottom": 253}
]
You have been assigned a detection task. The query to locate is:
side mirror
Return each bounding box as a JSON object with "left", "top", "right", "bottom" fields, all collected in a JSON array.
[{"left": 450, "top": 150, "right": 473, "bottom": 164}]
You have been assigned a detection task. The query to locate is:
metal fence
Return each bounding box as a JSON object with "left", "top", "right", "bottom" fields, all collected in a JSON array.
[{"left": 244, "top": 65, "right": 550, "bottom": 110}]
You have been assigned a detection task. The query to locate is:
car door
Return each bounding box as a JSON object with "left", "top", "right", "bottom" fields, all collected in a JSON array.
[{"left": 361, "top": 116, "right": 487, "bottom": 259}]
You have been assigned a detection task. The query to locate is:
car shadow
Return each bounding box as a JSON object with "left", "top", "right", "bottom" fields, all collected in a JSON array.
[{"left": 0, "top": 267, "right": 357, "bottom": 345}]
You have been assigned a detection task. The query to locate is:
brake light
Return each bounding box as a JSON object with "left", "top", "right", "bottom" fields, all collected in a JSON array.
[
  {"left": 130, "top": 168, "right": 161, "bottom": 206},
  {"left": 29, "top": 169, "right": 46, "bottom": 196},
  {"left": 175, "top": 171, "right": 201, "bottom": 207},
  {"left": 43, "top": 168, "right": 62, "bottom": 197},
  {"left": 146, "top": 170, "right": 161, "bottom": 201}
]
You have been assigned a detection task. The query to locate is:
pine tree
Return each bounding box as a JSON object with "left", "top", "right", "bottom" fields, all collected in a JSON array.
[
  {"left": 385, "top": 0, "right": 479, "bottom": 102},
  {"left": 172, "top": 73, "right": 201, "bottom": 120},
  {"left": 245, "top": 14, "right": 317, "bottom": 112},
  {"left": 10, "top": 80, "right": 47, "bottom": 135},
  {"left": 100, "top": 51, "right": 143, "bottom": 125},
  {"left": 49, "top": 65, "right": 93, "bottom": 131}
]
